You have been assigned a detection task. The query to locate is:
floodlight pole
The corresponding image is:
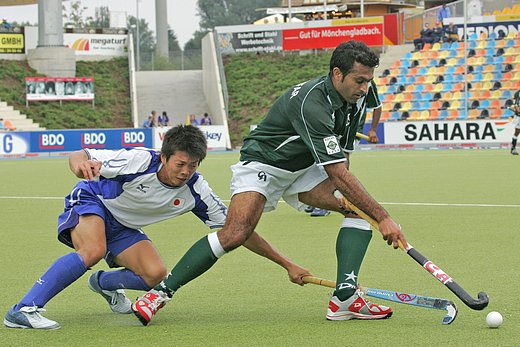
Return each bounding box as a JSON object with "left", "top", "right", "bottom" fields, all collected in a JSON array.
[{"left": 136, "top": 0, "right": 141, "bottom": 71}]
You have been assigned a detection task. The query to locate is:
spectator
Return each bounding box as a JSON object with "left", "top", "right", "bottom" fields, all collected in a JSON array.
[
  {"left": 158, "top": 111, "right": 170, "bottom": 127},
  {"left": 142, "top": 116, "right": 153, "bottom": 128},
  {"left": 0, "top": 118, "right": 4, "bottom": 131},
  {"left": 443, "top": 22, "right": 459, "bottom": 43},
  {"left": 432, "top": 22, "right": 444, "bottom": 43},
  {"left": 200, "top": 112, "right": 212, "bottom": 126},
  {"left": 149, "top": 110, "right": 157, "bottom": 127},
  {"left": 1, "top": 18, "right": 11, "bottom": 31},
  {"left": 413, "top": 23, "right": 434, "bottom": 51},
  {"left": 438, "top": 4, "right": 451, "bottom": 23},
  {"left": 189, "top": 114, "right": 199, "bottom": 126}
]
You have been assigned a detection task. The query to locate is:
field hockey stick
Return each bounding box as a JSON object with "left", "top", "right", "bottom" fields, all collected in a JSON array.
[
  {"left": 332, "top": 190, "right": 489, "bottom": 311},
  {"left": 302, "top": 276, "right": 457, "bottom": 325},
  {"left": 355, "top": 132, "right": 370, "bottom": 141}
]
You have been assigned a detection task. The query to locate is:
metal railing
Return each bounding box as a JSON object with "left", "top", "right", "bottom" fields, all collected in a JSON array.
[{"left": 137, "top": 49, "right": 202, "bottom": 71}]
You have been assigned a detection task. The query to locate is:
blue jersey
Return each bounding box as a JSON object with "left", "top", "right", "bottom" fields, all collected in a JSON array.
[{"left": 77, "top": 148, "right": 227, "bottom": 230}]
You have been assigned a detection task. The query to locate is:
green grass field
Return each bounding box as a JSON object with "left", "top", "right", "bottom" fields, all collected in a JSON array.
[{"left": 0, "top": 150, "right": 519, "bottom": 346}]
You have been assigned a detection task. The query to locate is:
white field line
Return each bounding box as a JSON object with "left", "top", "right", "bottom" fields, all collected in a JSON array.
[{"left": 0, "top": 196, "right": 519, "bottom": 208}]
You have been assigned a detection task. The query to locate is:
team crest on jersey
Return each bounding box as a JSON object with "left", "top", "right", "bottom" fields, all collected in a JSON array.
[
  {"left": 323, "top": 136, "right": 340, "bottom": 155},
  {"left": 169, "top": 198, "right": 185, "bottom": 208}
]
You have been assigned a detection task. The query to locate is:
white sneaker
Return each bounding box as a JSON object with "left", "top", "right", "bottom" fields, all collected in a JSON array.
[
  {"left": 326, "top": 290, "right": 393, "bottom": 321},
  {"left": 88, "top": 270, "right": 132, "bottom": 314},
  {"left": 4, "top": 305, "right": 60, "bottom": 330}
]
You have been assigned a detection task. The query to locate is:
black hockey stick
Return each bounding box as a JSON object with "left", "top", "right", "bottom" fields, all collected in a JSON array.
[{"left": 333, "top": 191, "right": 489, "bottom": 311}]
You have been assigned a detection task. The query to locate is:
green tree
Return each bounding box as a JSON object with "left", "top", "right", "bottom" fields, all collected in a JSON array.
[
  {"left": 168, "top": 26, "right": 181, "bottom": 52},
  {"left": 62, "top": 0, "right": 93, "bottom": 29},
  {"left": 88, "top": 6, "right": 110, "bottom": 28},
  {"left": 127, "top": 15, "right": 156, "bottom": 55},
  {"left": 184, "top": 30, "right": 207, "bottom": 50}
]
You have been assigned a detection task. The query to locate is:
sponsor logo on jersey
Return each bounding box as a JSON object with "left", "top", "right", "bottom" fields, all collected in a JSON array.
[
  {"left": 137, "top": 184, "right": 150, "bottom": 193},
  {"left": 257, "top": 171, "right": 267, "bottom": 182},
  {"left": 323, "top": 136, "right": 340, "bottom": 155},
  {"left": 170, "top": 198, "right": 185, "bottom": 208}
]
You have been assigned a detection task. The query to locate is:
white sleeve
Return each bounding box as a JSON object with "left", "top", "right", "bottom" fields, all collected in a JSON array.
[{"left": 85, "top": 148, "right": 154, "bottom": 178}]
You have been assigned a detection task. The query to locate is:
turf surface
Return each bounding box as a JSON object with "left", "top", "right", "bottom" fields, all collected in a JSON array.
[{"left": 0, "top": 149, "right": 518, "bottom": 346}]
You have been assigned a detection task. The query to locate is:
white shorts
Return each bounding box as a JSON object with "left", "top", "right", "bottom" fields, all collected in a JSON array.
[
  {"left": 513, "top": 115, "right": 520, "bottom": 129},
  {"left": 230, "top": 161, "right": 328, "bottom": 212}
]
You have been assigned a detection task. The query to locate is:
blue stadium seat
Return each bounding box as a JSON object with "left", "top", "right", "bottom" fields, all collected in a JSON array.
[
  {"left": 479, "top": 99, "right": 491, "bottom": 109},
  {"left": 438, "top": 110, "right": 450, "bottom": 120},
  {"left": 501, "top": 90, "right": 512, "bottom": 99},
  {"left": 504, "top": 108, "right": 515, "bottom": 118},
  {"left": 388, "top": 111, "right": 401, "bottom": 121}
]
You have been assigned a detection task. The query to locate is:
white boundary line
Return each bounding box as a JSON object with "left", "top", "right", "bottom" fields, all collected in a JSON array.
[{"left": 0, "top": 196, "right": 519, "bottom": 208}]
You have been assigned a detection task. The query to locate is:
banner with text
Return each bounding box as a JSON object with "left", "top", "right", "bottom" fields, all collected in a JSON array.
[
  {"left": 384, "top": 119, "right": 514, "bottom": 145},
  {"left": 153, "top": 125, "right": 228, "bottom": 150},
  {"left": 64, "top": 33, "right": 128, "bottom": 56},
  {"left": 218, "top": 30, "right": 282, "bottom": 54},
  {"left": 26, "top": 77, "right": 94, "bottom": 101},
  {"left": 0, "top": 27, "right": 25, "bottom": 54},
  {"left": 282, "top": 23, "right": 383, "bottom": 50}
]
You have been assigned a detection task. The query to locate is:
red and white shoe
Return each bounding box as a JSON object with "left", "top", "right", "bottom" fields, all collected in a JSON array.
[
  {"left": 132, "top": 289, "right": 171, "bottom": 326},
  {"left": 326, "top": 291, "right": 393, "bottom": 321}
]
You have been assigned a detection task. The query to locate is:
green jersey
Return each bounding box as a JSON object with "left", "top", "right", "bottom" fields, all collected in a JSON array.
[
  {"left": 357, "top": 80, "right": 381, "bottom": 133},
  {"left": 241, "top": 75, "right": 375, "bottom": 172}
]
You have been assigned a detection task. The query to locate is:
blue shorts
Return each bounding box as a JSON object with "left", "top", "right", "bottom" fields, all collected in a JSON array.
[{"left": 57, "top": 185, "right": 150, "bottom": 267}]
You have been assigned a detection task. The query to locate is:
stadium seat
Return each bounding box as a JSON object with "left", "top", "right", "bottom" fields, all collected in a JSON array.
[
  {"left": 425, "top": 75, "right": 437, "bottom": 84},
  {"left": 468, "top": 109, "right": 480, "bottom": 119},
  {"left": 479, "top": 99, "right": 491, "bottom": 109},
  {"left": 422, "top": 84, "right": 434, "bottom": 93},
  {"left": 501, "top": 89, "right": 513, "bottom": 99},
  {"left": 383, "top": 103, "right": 394, "bottom": 112},
  {"left": 504, "top": 47, "right": 516, "bottom": 56},
  {"left": 407, "top": 110, "right": 421, "bottom": 120},
  {"left": 430, "top": 100, "right": 441, "bottom": 110},
  {"left": 490, "top": 108, "right": 505, "bottom": 119},
  {"left": 480, "top": 89, "right": 492, "bottom": 98},
  {"left": 400, "top": 101, "right": 413, "bottom": 111},
  {"left": 394, "top": 93, "right": 404, "bottom": 103},
  {"left": 504, "top": 108, "right": 515, "bottom": 118},
  {"left": 490, "top": 99, "right": 501, "bottom": 109},
  {"left": 447, "top": 110, "right": 460, "bottom": 120},
  {"left": 449, "top": 100, "right": 463, "bottom": 109},
  {"left": 429, "top": 110, "right": 440, "bottom": 120},
  {"left": 438, "top": 110, "right": 449, "bottom": 120},
  {"left": 419, "top": 110, "right": 430, "bottom": 120},
  {"left": 382, "top": 93, "right": 395, "bottom": 103}
]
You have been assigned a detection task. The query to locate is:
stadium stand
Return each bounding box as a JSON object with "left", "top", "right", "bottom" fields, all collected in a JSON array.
[{"left": 374, "top": 31, "right": 520, "bottom": 121}]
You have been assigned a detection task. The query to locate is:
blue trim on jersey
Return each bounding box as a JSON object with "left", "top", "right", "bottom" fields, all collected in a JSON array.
[
  {"left": 187, "top": 173, "right": 210, "bottom": 223},
  {"left": 187, "top": 173, "right": 228, "bottom": 228}
]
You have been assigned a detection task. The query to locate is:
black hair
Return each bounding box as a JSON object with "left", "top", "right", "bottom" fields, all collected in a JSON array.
[
  {"left": 161, "top": 125, "right": 207, "bottom": 163},
  {"left": 329, "top": 40, "right": 379, "bottom": 76}
]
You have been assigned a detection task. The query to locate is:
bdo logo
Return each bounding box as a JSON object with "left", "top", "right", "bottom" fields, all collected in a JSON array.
[
  {"left": 40, "top": 134, "right": 65, "bottom": 149},
  {"left": 82, "top": 133, "right": 106, "bottom": 148},
  {"left": 123, "top": 131, "right": 145, "bottom": 146}
]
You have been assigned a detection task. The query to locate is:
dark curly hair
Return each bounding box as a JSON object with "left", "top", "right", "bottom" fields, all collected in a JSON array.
[{"left": 329, "top": 41, "right": 379, "bottom": 77}]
